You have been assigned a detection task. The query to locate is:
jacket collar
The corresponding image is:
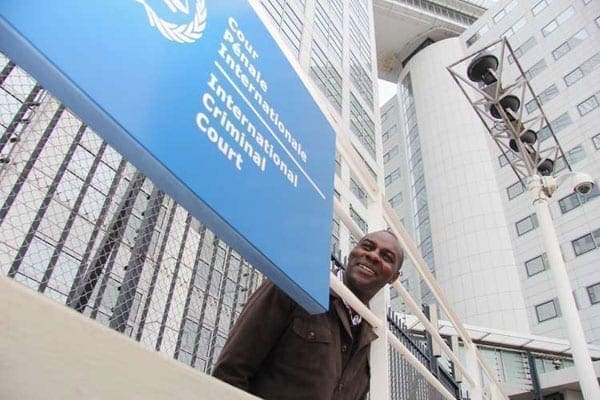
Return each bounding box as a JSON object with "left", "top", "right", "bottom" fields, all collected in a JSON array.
[{"left": 330, "top": 291, "right": 378, "bottom": 346}]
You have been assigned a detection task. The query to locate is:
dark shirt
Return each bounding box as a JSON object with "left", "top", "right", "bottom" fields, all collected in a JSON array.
[{"left": 212, "top": 280, "right": 377, "bottom": 400}]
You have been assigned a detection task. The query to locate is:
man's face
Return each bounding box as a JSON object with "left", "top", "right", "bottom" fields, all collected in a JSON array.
[{"left": 344, "top": 231, "right": 402, "bottom": 303}]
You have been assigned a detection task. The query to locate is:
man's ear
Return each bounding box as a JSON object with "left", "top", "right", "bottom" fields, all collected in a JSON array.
[{"left": 388, "top": 269, "right": 400, "bottom": 284}]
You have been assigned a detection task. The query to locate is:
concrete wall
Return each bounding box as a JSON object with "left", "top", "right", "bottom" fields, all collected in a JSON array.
[{"left": 0, "top": 277, "right": 258, "bottom": 400}]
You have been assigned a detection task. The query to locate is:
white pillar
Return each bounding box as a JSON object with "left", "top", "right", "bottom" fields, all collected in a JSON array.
[
  {"left": 369, "top": 288, "right": 391, "bottom": 400},
  {"left": 533, "top": 195, "right": 600, "bottom": 400},
  {"left": 465, "top": 343, "right": 483, "bottom": 400}
]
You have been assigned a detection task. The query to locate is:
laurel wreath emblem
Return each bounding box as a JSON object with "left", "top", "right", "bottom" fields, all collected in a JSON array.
[{"left": 137, "top": 0, "right": 207, "bottom": 44}]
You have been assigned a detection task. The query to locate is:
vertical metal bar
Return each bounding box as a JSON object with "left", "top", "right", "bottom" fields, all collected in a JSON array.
[
  {"left": 66, "top": 157, "right": 127, "bottom": 308},
  {"left": 8, "top": 113, "right": 82, "bottom": 279},
  {"left": 527, "top": 353, "right": 542, "bottom": 400},
  {"left": 41, "top": 141, "right": 108, "bottom": 291},
  {"left": 0, "top": 61, "right": 16, "bottom": 85},
  {"left": 39, "top": 128, "right": 105, "bottom": 293},
  {"left": 155, "top": 212, "right": 192, "bottom": 351},
  {"left": 134, "top": 198, "right": 178, "bottom": 341},
  {"left": 0, "top": 84, "right": 43, "bottom": 154},
  {"left": 190, "top": 234, "right": 220, "bottom": 367},
  {"left": 109, "top": 187, "right": 165, "bottom": 333},
  {"left": 174, "top": 224, "right": 206, "bottom": 361},
  {"left": 10, "top": 118, "right": 83, "bottom": 278},
  {"left": 70, "top": 170, "right": 145, "bottom": 313},
  {"left": 206, "top": 247, "right": 233, "bottom": 368},
  {"left": 227, "top": 255, "right": 245, "bottom": 331},
  {"left": 0, "top": 104, "right": 64, "bottom": 227}
]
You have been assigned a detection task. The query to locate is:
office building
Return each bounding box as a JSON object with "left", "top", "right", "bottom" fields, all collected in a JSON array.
[{"left": 381, "top": 0, "right": 600, "bottom": 342}]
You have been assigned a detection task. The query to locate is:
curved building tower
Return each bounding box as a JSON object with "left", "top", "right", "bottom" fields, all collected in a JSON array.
[{"left": 391, "top": 38, "right": 530, "bottom": 331}]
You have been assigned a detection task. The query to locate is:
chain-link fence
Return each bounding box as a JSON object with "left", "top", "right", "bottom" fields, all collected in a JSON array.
[
  {"left": 0, "top": 52, "right": 265, "bottom": 374},
  {"left": 1, "top": 52, "right": 470, "bottom": 399}
]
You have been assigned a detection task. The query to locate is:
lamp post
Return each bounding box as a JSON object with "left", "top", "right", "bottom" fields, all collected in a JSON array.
[{"left": 448, "top": 38, "right": 600, "bottom": 400}]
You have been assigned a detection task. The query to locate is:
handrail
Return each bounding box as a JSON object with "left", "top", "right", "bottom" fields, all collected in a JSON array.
[{"left": 331, "top": 274, "right": 459, "bottom": 400}]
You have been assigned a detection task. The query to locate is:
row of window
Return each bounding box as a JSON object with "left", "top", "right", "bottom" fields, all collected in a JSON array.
[
  {"left": 573, "top": 227, "right": 600, "bottom": 257},
  {"left": 261, "top": 0, "right": 304, "bottom": 56},
  {"left": 577, "top": 92, "right": 600, "bottom": 117},
  {"left": 525, "top": 83, "right": 559, "bottom": 114},
  {"left": 309, "top": 40, "right": 342, "bottom": 112},
  {"left": 349, "top": 93, "right": 376, "bottom": 158},
  {"left": 499, "top": 123, "right": 599, "bottom": 174},
  {"left": 536, "top": 282, "right": 600, "bottom": 322},
  {"left": 558, "top": 185, "right": 600, "bottom": 214},
  {"left": 385, "top": 168, "right": 401, "bottom": 187},
  {"left": 525, "top": 228, "right": 600, "bottom": 280},
  {"left": 564, "top": 52, "right": 600, "bottom": 88},
  {"left": 552, "top": 28, "right": 589, "bottom": 61},
  {"left": 466, "top": 0, "right": 574, "bottom": 47},
  {"left": 541, "top": 6, "right": 574, "bottom": 37},
  {"left": 383, "top": 145, "right": 399, "bottom": 163},
  {"left": 349, "top": 51, "right": 374, "bottom": 109},
  {"left": 493, "top": 0, "right": 517, "bottom": 24}
]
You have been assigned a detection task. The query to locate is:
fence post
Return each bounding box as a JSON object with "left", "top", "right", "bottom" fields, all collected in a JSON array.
[
  {"left": 369, "top": 288, "right": 391, "bottom": 400},
  {"left": 465, "top": 343, "right": 483, "bottom": 400}
]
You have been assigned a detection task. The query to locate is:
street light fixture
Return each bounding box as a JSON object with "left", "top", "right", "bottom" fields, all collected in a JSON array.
[{"left": 447, "top": 38, "right": 600, "bottom": 400}]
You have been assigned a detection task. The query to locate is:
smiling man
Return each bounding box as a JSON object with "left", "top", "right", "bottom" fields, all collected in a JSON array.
[{"left": 212, "top": 230, "right": 403, "bottom": 400}]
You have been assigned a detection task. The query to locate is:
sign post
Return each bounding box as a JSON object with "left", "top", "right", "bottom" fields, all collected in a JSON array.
[{"left": 0, "top": 0, "right": 336, "bottom": 313}]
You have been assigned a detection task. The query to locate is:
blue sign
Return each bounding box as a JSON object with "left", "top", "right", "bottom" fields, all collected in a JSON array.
[{"left": 0, "top": 0, "right": 335, "bottom": 313}]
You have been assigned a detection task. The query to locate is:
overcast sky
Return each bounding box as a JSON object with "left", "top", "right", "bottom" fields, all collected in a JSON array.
[{"left": 378, "top": 79, "right": 397, "bottom": 107}]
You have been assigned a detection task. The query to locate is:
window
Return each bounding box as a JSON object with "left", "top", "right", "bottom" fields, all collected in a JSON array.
[
  {"left": 588, "top": 283, "right": 600, "bottom": 305},
  {"left": 509, "top": 37, "right": 537, "bottom": 64},
  {"left": 572, "top": 228, "right": 600, "bottom": 256},
  {"left": 349, "top": 205, "right": 368, "bottom": 233},
  {"left": 536, "top": 299, "right": 559, "bottom": 322},
  {"left": 507, "top": 181, "right": 525, "bottom": 200},
  {"left": 385, "top": 168, "right": 401, "bottom": 186},
  {"left": 525, "top": 254, "right": 548, "bottom": 277},
  {"left": 559, "top": 192, "right": 580, "bottom": 214},
  {"left": 532, "top": 0, "right": 552, "bottom": 16},
  {"left": 502, "top": 17, "right": 526, "bottom": 39},
  {"left": 383, "top": 145, "right": 399, "bottom": 163},
  {"left": 466, "top": 24, "right": 489, "bottom": 47},
  {"left": 499, "top": 151, "right": 516, "bottom": 167},
  {"left": 538, "top": 113, "right": 572, "bottom": 142},
  {"left": 524, "top": 59, "right": 547, "bottom": 80},
  {"left": 578, "top": 94, "right": 599, "bottom": 117},
  {"left": 382, "top": 125, "right": 395, "bottom": 143},
  {"left": 349, "top": 93, "right": 376, "bottom": 158},
  {"left": 558, "top": 185, "right": 599, "bottom": 214},
  {"left": 541, "top": 6, "right": 575, "bottom": 37},
  {"left": 564, "top": 52, "right": 600, "bottom": 87},
  {"left": 262, "top": 1, "right": 304, "bottom": 56},
  {"left": 389, "top": 192, "right": 403, "bottom": 208},
  {"left": 593, "top": 133, "right": 600, "bottom": 150},
  {"left": 335, "top": 151, "right": 341, "bottom": 177},
  {"left": 516, "top": 213, "right": 538, "bottom": 236},
  {"left": 310, "top": 41, "right": 343, "bottom": 111},
  {"left": 350, "top": 177, "right": 368, "bottom": 207},
  {"left": 552, "top": 29, "right": 589, "bottom": 61},
  {"left": 565, "top": 144, "right": 586, "bottom": 164},
  {"left": 525, "top": 84, "right": 559, "bottom": 114},
  {"left": 493, "top": 0, "right": 517, "bottom": 23}
]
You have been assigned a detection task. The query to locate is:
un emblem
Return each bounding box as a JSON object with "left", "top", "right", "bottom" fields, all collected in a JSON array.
[{"left": 137, "top": 0, "right": 207, "bottom": 44}]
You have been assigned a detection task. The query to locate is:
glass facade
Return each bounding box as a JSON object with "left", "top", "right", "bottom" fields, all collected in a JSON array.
[{"left": 400, "top": 74, "right": 435, "bottom": 304}]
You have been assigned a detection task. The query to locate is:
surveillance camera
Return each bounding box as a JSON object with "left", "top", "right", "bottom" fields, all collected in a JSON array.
[{"left": 572, "top": 172, "right": 595, "bottom": 195}]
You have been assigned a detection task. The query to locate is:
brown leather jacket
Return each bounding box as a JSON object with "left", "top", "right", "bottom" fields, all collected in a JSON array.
[{"left": 212, "top": 280, "right": 377, "bottom": 400}]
